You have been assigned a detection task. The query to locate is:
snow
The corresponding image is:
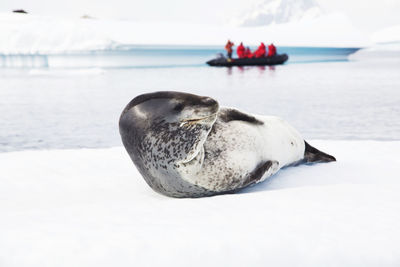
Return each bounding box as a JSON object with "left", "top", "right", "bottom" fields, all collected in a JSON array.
[
  {"left": 232, "top": 0, "right": 323, "bottom": 26},
  {"left": 349, "top": 24, "right": 400, "bottom": 61},
  {"left": 371, "top": 24, "right": 400, "bottom": 44},
  {"left": 349, "top": 42, "right": 400, "bottom": 61},
  {"left": 231, "top": 12, "right": 370, "bottom": 47},
  {"left": 1, "top": 140, "right": 400, "bottom": 266},
  {"left": 0, "top": 12, "right": 370, "bottom": 54},
  {"left": 0, "top": 13, "right": 118, "bottom": 54}
]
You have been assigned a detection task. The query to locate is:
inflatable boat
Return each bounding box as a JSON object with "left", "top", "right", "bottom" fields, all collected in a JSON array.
[{"left": 206, "top": 54, "right": 289, "bottom": 67}]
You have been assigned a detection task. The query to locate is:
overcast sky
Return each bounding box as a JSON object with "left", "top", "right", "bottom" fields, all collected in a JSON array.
[{"left": 2, "top": 0, "right": 400, "bottom": 33}]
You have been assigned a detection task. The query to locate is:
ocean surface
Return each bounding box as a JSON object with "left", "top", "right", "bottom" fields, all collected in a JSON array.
[{"left": 1, "top": 46, "right": 399, "bottom": 152}]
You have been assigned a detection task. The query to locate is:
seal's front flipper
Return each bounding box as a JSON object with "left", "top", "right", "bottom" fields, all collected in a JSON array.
[
  {"left": 304, "top": 141, "right": 336, "bottom": 163},
  {"left": 242, "top": 160, "right": 280, "bottom": 187}
]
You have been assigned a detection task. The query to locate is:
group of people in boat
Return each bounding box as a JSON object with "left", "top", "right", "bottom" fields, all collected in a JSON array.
[{"left": 225, "top": 40, "right": 277, "bottom": 60}]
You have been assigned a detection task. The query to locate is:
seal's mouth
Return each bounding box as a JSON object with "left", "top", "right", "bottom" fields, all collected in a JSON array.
[{"left": 180, "top": 113, "right": 217, "bottom": 126}]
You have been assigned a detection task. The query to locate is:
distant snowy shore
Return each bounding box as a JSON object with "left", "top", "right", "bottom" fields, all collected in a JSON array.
[
  {"left": 1, "top": 140, "right": 399, "bottom": 266},
  {"left": 372, "top": 24, "right": 400, "bottom": 44},
  {"left": 0, "top": 12, "right": 373, "bottom": 54},
  {"left": 349, "top": 42, "right": 400, "bottom": 61}
]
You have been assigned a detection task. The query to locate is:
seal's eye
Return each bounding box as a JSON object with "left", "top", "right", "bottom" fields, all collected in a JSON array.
[{"left": 173, "top": 103, "right": 184, "bottom": 112}]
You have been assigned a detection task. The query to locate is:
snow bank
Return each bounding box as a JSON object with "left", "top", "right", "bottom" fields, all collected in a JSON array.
[
  {"left": 0, "top": 12, "right": 369, "bottom": 54},
  {"left": 230, "top": 12, "right": 370, "bottom": 47},
  {"left": 371, "top": 24, "right": 400, "bottom": 44},
  {"left": 0, "top": 13, "right": 118, "bottom": 54},
  {"left": 232, "top": 0, "right": 323, "bottom": 26},
  {"left": 349, "top": 42, "right": 400, "bottom": 61},
  {"left": 348, "top": 25, "right": 400, "bottom": 60},
  {"left": 1, "top": 141, "right": 399, "bottom": 266}
]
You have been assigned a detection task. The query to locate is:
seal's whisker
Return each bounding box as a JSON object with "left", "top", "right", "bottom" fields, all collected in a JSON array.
[{"left": 180, "top": 113, "right": 217, "bottom": 123}]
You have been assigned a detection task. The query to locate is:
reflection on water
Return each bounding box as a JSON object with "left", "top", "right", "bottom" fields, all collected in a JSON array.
[{"left": 228, "top": 65, "right": 276, "bottom": 75}]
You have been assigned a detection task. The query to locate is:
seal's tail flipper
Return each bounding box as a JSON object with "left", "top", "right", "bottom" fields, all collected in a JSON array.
[{"left": 304, "top": 141, "right": 336, "bottom": 163}]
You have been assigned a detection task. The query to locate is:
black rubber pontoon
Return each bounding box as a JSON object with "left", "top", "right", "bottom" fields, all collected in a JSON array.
[{"left": 206, "top": 54, "right": 288, "bottom": 67}]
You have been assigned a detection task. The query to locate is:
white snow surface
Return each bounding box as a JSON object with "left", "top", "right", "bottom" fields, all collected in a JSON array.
[
  {"left": 371, "top": 24, "right": 400, "bottom": 44},
  {"left": 0, "top": 13, "right": 119, "bottom": 54},
  {"left": 233, "top": 0, "right": 323, "bottom": 27},
  {"left": 1, "top": 140, "right": 400, "bottom": 266},
  {"left": 349, "top": 42, "right": 400, "bottom": 61},
  {"left": 0, "top": 12, "right": 370, "bottom": 53}
]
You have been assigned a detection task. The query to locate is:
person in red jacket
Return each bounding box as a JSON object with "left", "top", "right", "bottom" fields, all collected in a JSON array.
[
  {"left": 225, "top": 40, "right": 234, "bottom": 59},
  {"left": 254, "top": 42, "right": 266, "bottom": 58},
  {"left": 244, "top": 47, "right": 253, "bottom": 58},
  {"left": 237, "top": 42, "right": 245, "bottom": 58},
  {"left": 267, "top": 43, "right": 277, "bottom": 57}
]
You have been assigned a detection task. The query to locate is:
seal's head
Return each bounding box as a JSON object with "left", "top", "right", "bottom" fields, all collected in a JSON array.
[
  {"left": 119, "top": 91, "right": 219, "bottom": 197},
  {"left": 120, "top": 91, "right": 219, "bottom": 128}
]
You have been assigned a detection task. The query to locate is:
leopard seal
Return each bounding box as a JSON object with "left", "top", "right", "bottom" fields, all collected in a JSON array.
[{"left": 119, "top": 91, "right": 336, "bottom": 198}]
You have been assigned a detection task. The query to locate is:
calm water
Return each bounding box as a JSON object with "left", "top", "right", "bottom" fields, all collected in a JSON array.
[{"left": 0, "top": 46, "right": 399, "bottom": 152}]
